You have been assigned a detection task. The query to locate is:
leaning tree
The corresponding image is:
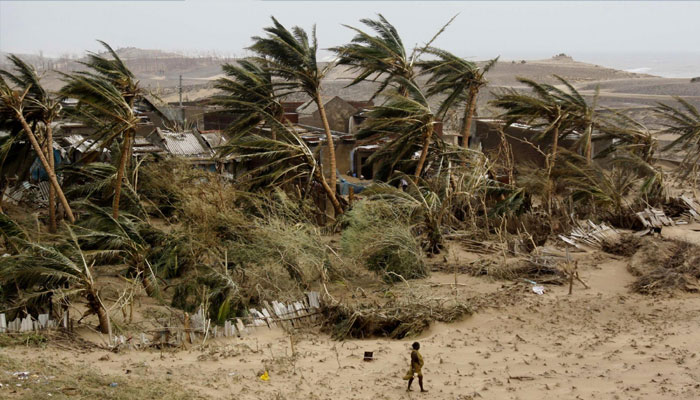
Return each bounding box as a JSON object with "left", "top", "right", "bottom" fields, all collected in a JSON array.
[
  {"left": 60, "top": 41, "right": 141, "bottom": 219},
  {"left": 248, "top": 18, "right": 340, "bottom": 201}
]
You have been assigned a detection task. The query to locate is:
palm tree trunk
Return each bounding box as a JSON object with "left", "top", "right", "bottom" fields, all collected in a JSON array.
[
  {"left": 461, "top": 86, "right": 478, "bottom": 148},
  {"left": 112, "top": 130, "right": 133, "bottom": 219},
  {"left": 16, "top": 115, "right": 75, "bottom": 223},
  {"left": 316, "top": 93, "right": 337, "bottom": 193},
  {"left": 414, "top": 124, "right": 434, "bottom": 183},
  {"left": 45, "top": 123, "right": 57, "bottom": 233},
  {"left": 140, "top": 266, "right": 157, "bottom": 297},
  {"left": 546, "top": 122, "right": 561, "bottom": 218},
  {"left": 87, "top": 290, "right": 110, "bottom": 334},
  {"left": 314, "top": 167, "right": 343, "bottom": 215},
  {"left": 551, "top": 123, "right": 560, "bottom": 167},
  {"left": 585, "top": 123, "right": 592, "bottom": 163}
]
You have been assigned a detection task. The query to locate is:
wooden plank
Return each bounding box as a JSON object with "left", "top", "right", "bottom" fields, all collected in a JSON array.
[
  {"left": 0, "top": 313, "right": 6, "bottom": 333},
  {"left": 307, "top": 292, "right": 320, "bottom": 309},
  {"left": 261, "top": 308, "right": 275, "bottom": 328},
  {"left": 38, "top": 314, "right": 49, "bottom": 329},
  {"left": 236, "top": 318, "right": 247, "bottom": 336}
]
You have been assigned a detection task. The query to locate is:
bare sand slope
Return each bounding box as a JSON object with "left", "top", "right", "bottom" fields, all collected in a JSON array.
[{"left": 3, "top": 245, "right": 700, "bottom": 400}]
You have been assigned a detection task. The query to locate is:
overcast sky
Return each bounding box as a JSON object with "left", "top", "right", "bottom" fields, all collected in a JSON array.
[{"left": 1, "top": 1, "right": 699, "bottom": 60}]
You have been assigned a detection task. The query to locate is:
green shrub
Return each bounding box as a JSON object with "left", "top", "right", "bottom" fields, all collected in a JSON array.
[{"left": 341, "top": 200, "right": 426, "bottom": 282}]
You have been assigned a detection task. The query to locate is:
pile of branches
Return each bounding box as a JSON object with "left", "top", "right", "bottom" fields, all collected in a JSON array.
[
  {"left": 601, "top": 233, "right": 642, "bottom": 257},
  {"left": 321, "top": 298, "right": 473, "bottom": 340},
  {"left": 464, "top": 256, "right": 566, "bottom": 284},
  {"left": 629, "top": 238, "right": 700, "bottom": 294}
]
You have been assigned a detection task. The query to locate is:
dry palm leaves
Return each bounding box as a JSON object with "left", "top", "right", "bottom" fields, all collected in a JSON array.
[
  {"left": 463, "top": 257, "right": 566, "bottom": 284},
  {"left": 321, "top": 298, "right": 473, "bottom": 340},
  {"left": 628, "top": 238, "right": 700, "bottom": 294}
]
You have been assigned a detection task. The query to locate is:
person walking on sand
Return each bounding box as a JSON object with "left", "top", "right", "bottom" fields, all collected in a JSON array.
[{"left": 404, "top": 342, "right": 427, "bottom": 392}]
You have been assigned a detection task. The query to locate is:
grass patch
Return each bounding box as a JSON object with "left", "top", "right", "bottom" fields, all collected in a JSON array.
[{"left": 0, "top": 353, "right": 195, "bottom": 400}]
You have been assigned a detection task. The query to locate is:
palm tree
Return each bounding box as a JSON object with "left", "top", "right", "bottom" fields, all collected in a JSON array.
[
  {"left": 0, "top": 223, "right": 111, "bottom": 334},
  {"left": 213, "top": 59, "right": 283, "bottom": 139},
  {"left": 1, "top": 55, "right": 65, "bottom": 231},
  {"left": 248, "top": 18, "right": 339, "bottom": 197},
  {"left": 656, "top": 97, "right": 700, "bottom": 167},
  {"left": 491, "top": 77, "right": 575, "bottom": 214},
  {"left": 357, "top": 79, "right": 438, "bottom": 182},
  {"left": 218, "top": 107, "right": 343, "bottom": 215},
  {"left": 0, "top": 75, "right": 76, "bottom": 223},
  {"left": 331, "top": 14, "right": 417, "bottom": 98},
  {"left": 60, "top": 41, "right": 141, "bottom": 219},
  {"left": 419, "top": 49, "right": 498, "bottom": 148},
  {"left": 546, "top": 76, "right": 599, "bottom": 162},
  {"left": 74, "top": 202, "right": 158, "bottom": 297}
]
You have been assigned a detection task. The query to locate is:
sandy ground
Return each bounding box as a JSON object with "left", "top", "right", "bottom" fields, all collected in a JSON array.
[{"left": 3, "top": 233, "right": 700, "bottom": 400}]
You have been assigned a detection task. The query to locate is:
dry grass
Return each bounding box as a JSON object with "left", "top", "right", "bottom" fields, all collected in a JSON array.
[
  {"left": 628, "top": 238, "right": 700, "bottom": 294},
  {"left": 0, "top": 352, "right": 195, "bottom": 400},
  {"left": 321, "top": 297, "right": 473, "bottom": 340},
  {"left": 341, "top": 201, "right": 426, "bottom": 282},
  {"left": 464, "top": 257, "right": 566, "bottom": 285}
]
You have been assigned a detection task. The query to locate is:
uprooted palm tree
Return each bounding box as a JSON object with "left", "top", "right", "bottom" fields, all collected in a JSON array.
[
  {"left": 357, "top": 79, "right": 439, "bottom": 182},
  {"left": 0, "top": 73, "right": 76, "bottom": 223},
  {"left": 0, "top": 222, "right": 111, "bottom": 334},
  {"left": 213, "top": 59, "right": 284, "bottom": 139},
  {"left": 248, "top": 18, "right": 340, "bottom": 199},
  {"left": 420, "top": 49, "right": 498, "bottom": 148},
  {"left": 656, "top": 97, "right": 700, "bottom": 174},
  {"left": 60, "top": 41, "right": 141, "bottom": 219}
]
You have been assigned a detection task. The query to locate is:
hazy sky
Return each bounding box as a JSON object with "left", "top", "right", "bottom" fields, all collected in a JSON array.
[{"left": 1, "top": 1, "right": 699, "bottom": 60}]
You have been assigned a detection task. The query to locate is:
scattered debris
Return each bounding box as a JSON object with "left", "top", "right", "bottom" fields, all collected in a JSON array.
[
  {"left": 558, "top": 220, "right": 618, "bottom": 250},
  {"left": 636, "top": 208, "right": 675, "bottom": 229},
  {"left": 322, "top": 298, "right": 473, "bottom": 340}
]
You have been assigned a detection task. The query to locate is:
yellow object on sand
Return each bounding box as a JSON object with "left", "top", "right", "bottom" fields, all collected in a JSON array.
[{"left": 260, "top": 371, "right": 270, "bottom": 381}]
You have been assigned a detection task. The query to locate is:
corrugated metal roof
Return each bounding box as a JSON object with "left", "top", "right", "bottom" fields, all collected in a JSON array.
[
  {"left": 201, "top": 132, "right": 226, "bottom": 149},
  {"left": 160, "top": 131, "right": 212, "bottom": 158},
  {"left": 62, "top": 134, "right": 97, "bottom": 153}
]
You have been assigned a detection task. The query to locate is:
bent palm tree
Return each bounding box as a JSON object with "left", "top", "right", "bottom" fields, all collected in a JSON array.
[
  {"left": 1, "top": 55, "right": 64, "bottom": 231},
  {"left": 248, "top": 18, "right": 339, "bottom": 199},
  {"left": 357, "top": 79, "right": 438, "bottom": 182},
  {"left": 218, "top": 103, "right": 343, "bottom": 215},
  {"left": 0, "top": 224, "right": 111, "bottom": 333},
  {"left": 420, "top": 49, "right": 498, "bottom": 148},
  {"left": 0, "top": 76, "right": 76, "bottom": 223},
  {"left": 491, "top": 77, "right": 575, "bottom": 214},
  {"left": 331, "top": 14, "right": 416, "bottom": 98},
  {"left": 332, "top": 14, "right": 454, "bottom": 99},
  {"left": 656, "top": 97, "right": 700, "bottom": 168},
  {"left": 61, "top": 41, "right": 141, "bottom": 219},
  {"left": 213, "top": 59, "right": 283, "bottom": 139}
]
